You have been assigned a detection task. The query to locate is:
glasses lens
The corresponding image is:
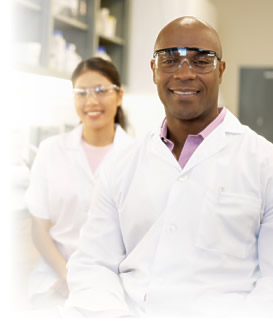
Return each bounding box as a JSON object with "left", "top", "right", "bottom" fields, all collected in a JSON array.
[
  {"left": 94, "top": 85, "right": 119, "bottom": 98},
  {"left": 73, "top": 85, "right": 119, "bottom": 101},
  {"left": 155, "top": 49, "right": 181, "bottom": 73},
  {"left": 155, "top": 48, "right": 217, "bottom": 74},
  {"left": 190, "top": 52, "right": 216, "bottom": 73},
  {"left": 73, "top": 89, "right": 88, "bottom": 99}
]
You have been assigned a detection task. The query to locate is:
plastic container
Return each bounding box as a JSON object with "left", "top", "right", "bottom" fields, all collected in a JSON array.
[
  {"left": 97, "top": 8, "right": 110, "bottom": 35},
  {"left": 68, "top": 0, "right": 79, "bottom": 18},
  {"left": 64, "top": 43, "right": 82, "bottom": 73},
  {"left": 95, "top": 46, "right": 111, "bottom": 61},
  {"left": 78, "top": 0, "right": 87, "bottom": 21},
  {"left": 49, "top": 30, "right": 66, "bottom": 71},
  {"left": 104, "top": 15, "right": 117, "bottom": 37}
]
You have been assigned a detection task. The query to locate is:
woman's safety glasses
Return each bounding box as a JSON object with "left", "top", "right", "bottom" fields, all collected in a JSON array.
[
  {"left": 73, "top": 84, "right": 120, "bottom": 102},
  {"left": 153, "top": 47, "right": 221, "bottom": 74}
]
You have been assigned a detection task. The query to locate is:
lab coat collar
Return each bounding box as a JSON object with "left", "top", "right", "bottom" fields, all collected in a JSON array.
[
  {"left": 221, "top": 108, "right": 245, "bottom": 134},
  {"left": 151, "top": 108, "right": 245, "bottom": 174},
  {"left": 63, "top": 124, "right": 94, "bottom": 182},
  {"left": 63, "top": 123, "right": 130, "bottom": 149},
  {"left": 63, "top": 124, "right": 84, "bottom": 149},
  {"left": 113, "top": 124, "right": 133, "bottom": 148},
  {"left": 183, "top": 109, "right": 245, "bottom": 173},
  {"left": 63, "top": 124, "right": 130, "bottom": 182}
]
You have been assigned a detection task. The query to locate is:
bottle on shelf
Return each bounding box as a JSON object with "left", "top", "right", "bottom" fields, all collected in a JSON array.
[
  {"left": 67, "top": 0, "right": 79, "bottom": 18},
  {"left": 49, "top": 30, "right": 66, "bottom": 72},
  {"left": 104, "top": 15, "right": 116, "bottom": 37},
  {"left": 64, "top": 43, "right": 82, "bottom": 73},
  {"left": 78, "top": 0, "right": 87, "bottom": 21},
  {"left": 97, "top": 8, "right": 108, "bottom": 35},
  {"left": 95, "top": 46, "right": 112, "bottom": 61},
  {"left": 97, "top": 8, "right": 117, "bottom": 38},
  {"left": 52, "top": 0, "right": 63, "bottom": 15},
  {"left": 53, "top": 0, "right": 79, "bottom": 18},
  {"left": 14, "top": 0, "right": 128, "bottom": 81}
]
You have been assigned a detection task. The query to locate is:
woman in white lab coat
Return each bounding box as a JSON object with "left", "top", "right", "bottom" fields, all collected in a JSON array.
[{"left": 25, "top": 57, "right": 132, "bottom": 310}]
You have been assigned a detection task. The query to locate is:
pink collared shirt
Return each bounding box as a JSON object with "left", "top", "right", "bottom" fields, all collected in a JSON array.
[
  {"left": 81, "top": 140, "right": 113, "bottom": 173},
  {"left": 160, "top": 107, "right": 227, "bottom": 168}
]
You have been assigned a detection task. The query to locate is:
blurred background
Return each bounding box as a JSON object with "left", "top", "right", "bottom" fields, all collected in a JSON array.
[{"left": 5, "top": 0, "right": 273, "bottom": 316}]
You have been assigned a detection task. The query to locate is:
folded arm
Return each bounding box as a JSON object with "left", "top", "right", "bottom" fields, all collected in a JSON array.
[
  {"left": 32, "top": 217, "right": 68, "bottom": 297},
  {"left": 65, "top": 166, "right": 135, "bottom": 317}
]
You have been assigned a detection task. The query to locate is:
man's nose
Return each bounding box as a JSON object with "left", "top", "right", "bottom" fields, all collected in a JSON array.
[{"left": 173, "top": 58, "right": 196, "bottom": 79}]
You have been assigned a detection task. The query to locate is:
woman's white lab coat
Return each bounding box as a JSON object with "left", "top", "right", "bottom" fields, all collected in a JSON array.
[
  {"left": 65, "top": 109, "right": 273, "bottom": 317},
  {"left": 25, "top": 124, "right": 132, "bottom": 297}
]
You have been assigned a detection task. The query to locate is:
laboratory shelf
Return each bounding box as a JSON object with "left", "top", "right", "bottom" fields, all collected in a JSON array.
[
  {"left": 54, "top": 14, "right": 89, "bottom": 31},
  {"left": 99, "top": 34, "right": 125, "bottom": 46},
  {"left": 16, "top": 0, "right": 41, "bottom": 11},
  {"left": 13, "top": 0, "right": 131, "bottom": 84}
]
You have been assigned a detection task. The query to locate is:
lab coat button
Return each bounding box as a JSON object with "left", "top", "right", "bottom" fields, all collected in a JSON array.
[
  {"left": 168, "top": 224, "right": 177, "bottom": 232},
  {"left": 179, "top": 175, "right": 187, "bottom": 181}
]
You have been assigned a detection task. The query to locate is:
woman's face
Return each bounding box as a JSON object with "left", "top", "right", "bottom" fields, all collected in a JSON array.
[{"left": 73, "top": 70, "right": 123, "bottom": 131}]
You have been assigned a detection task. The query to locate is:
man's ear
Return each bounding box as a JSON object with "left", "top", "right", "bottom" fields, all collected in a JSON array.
[
  {"left": 151, "top": 59, "right": 156, "bottom": 84},
  {"left": 218, "top": 60, "right": 226, "bottom": 84}
]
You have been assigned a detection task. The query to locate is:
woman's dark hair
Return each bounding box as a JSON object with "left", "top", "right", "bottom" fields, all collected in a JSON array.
[{"left": 71, "top": 57, "right": 127, "bottom": 130}]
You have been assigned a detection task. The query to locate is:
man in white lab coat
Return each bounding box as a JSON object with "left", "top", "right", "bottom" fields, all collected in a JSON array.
[{"left": 64, "top": 16, "right": 273, "bottom": 317}]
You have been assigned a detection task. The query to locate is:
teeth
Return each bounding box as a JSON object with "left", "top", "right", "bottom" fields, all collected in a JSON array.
[
  {"left": 173, "top": 90, "right": 198, "bottom": 95},
  {"left": 87, "top": 112, "right": 101, "bottom": 116}
]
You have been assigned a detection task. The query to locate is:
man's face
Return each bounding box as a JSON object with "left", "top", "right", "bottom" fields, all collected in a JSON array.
[{"left": 151, "top": 21, "right": 226, "bottom": 125}]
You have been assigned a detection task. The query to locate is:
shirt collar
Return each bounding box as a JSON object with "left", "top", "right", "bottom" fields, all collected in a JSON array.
[{"left": 160, "top": 107, "right": 227, "bottom": 145}]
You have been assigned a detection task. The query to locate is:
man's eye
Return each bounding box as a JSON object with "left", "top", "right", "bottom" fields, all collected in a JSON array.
[
  {"left": 161, "top": 57, "right": 178, "bottom": 65},
  {"left": 192, "top": 58, "right": 212, "bottom": 66}
]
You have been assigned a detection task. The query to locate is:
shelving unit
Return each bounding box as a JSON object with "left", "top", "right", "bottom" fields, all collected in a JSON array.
[
  {"left": 54, "top": 14, "right": 89, "bottom": 30},
  {"left": 13, "top": 0, "right": 130, "bottom": 84},
  {"left": 16, "top": 0, "right": 41, "bottom": 11}
]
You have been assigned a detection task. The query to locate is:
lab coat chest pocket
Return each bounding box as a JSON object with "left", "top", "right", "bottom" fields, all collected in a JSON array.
[{"left": 196, "top": 191, "right": 262, "bottom": 258}]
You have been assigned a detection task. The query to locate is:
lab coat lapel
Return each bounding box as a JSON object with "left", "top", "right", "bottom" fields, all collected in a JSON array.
[
  {"left": 64, "top": 124, "right": 131, "bottom": 183},
  {"left": 150, "top": 132, "right": 182, "bottom": 171},
  {"left": 64, "top": 124, "right": 95, "bottom": 182},
  {"left": 113, "top": 125, "right": 133, "bottom": 149},
  {"left": 182, "top": 124, "right": 227, "bottom": 173},
  {"left": 149, "top": 110, "right": 244, "bottom": 174},
  {"left": 182, "top": 110, "right": 244, "bottom": 174}
]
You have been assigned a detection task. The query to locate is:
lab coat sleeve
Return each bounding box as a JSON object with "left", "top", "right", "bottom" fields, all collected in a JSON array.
[
  {"left": 246, "top": 152, "right": 273, "bottom": 316},
  {"left": 64, "top": 161, "right": 135, "bottom": 317},
  {"left": 24, "top": 140, "right": 51, "bottom": 219}
]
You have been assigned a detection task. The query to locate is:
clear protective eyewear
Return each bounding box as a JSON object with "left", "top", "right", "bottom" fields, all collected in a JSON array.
[
  {"left": 73, "top": 84, "right": 120, "bottom": 101},
  {"left": 153, "top": 47, "right": 221, "bottom": 74}
]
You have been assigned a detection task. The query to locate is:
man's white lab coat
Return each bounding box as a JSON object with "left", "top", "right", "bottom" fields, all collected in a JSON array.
[
  {"left": 66, "top": 109, "right": 273, "bottom": 317},
  {"left": 25, "top": 124, "right": 132, "bottom": 297}
]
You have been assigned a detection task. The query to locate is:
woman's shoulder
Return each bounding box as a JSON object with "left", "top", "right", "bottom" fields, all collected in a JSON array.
[
  {"left": 114, "top": 124, "right": 134, "bottom": 146},
  {"left": 103, "top": 131, "right": 153, "bottom": 172},
  {"left": 38, "top": 125, "right": 82, "bottom": 152}
]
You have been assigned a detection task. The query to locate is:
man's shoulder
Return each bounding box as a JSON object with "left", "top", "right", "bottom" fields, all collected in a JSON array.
[
  {"left": 110, "top": 131, "right": 155, "bottom": 159},
  {"left": 243, "top": 124, "right": 273, "bottom": 148},
  {"left": 225, "top": 109, "right": 273, "bottom": 149},
  {"left": 239, "top": 124, "right": 273, "bottom": 170},
  {"left": 102, "top": 131, "right": 159, "bottom": 175}
]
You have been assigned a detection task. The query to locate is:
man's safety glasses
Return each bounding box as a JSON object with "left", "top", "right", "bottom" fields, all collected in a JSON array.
[
  {"left": 73, "top": 84, "right": 120, "bottom": 102},
  {"left": 153, "top": 47, "right": 221, "bottom": 74}
]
